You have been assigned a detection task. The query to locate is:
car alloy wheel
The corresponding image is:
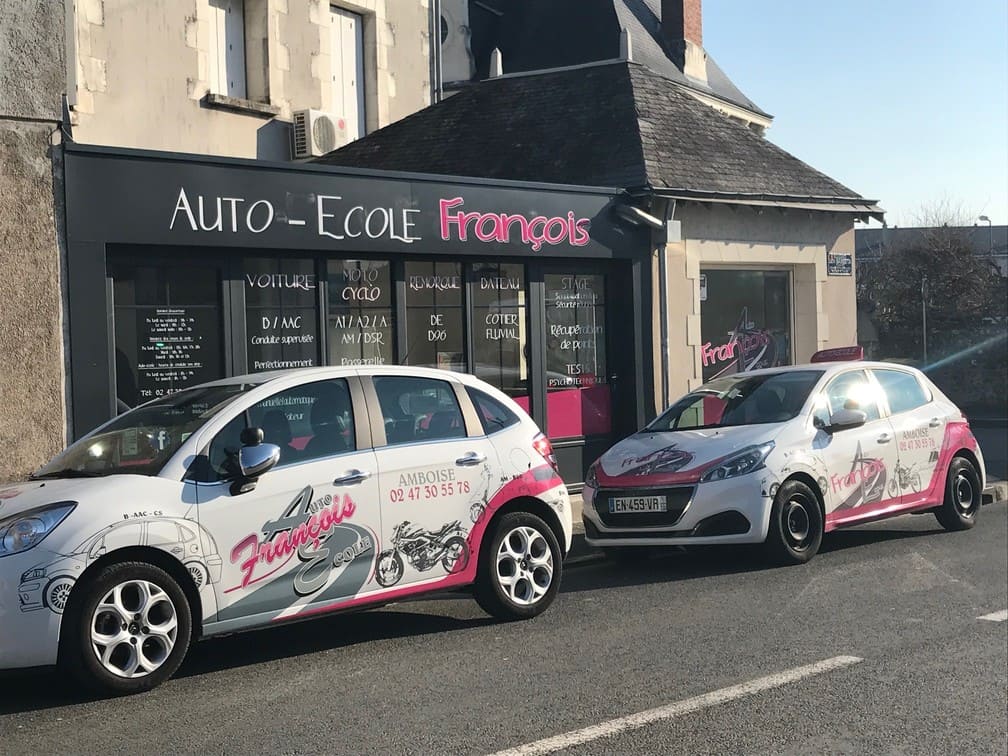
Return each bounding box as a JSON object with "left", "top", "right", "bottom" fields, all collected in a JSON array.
[
  {"left": 90, "top": 579, "right": 179, "bottom": 678},
  {"left": 495, "top": 525, "right": 554, "bottom": 606}
]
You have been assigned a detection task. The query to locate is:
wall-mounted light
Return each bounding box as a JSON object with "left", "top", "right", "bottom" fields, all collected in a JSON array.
[{"left": 614, "top": 203, "right": 665, "bottom": 230}]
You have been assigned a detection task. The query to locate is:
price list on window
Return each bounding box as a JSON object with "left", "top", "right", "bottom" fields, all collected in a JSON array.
[{"left": 135, "top": 307, "right": 219, "bottom": 400}]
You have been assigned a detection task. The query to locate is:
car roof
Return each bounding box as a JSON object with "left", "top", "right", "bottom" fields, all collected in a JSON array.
[
  {"left": 197, "top": 364, "right": 489, "bottom": 388},
  {"left": 705, "top": 360, "right": 924, "bottom": 381}
]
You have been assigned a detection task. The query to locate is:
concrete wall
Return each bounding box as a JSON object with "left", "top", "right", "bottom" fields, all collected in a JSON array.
[
  {"left": 71, "top": 0, "right": 433, "bottom": 158},
  {"left": 0, "top": 0, "right": 68, "bottom": 481},
  {"left": 652, "top": 202, "right": 857, "bottom": 411}
]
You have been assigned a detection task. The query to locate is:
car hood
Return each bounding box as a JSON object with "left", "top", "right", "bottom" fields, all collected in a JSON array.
[
  {"left": 594, "top": 423, "right": 784, "bottom": 487},
  {"left": 0, "top": 476, "right": 170, "bottom": 520}
]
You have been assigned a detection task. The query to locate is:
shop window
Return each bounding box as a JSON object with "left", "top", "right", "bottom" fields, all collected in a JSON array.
[
  {"left": 699, "top": 270, "right": 792, "bottom": 382},
  {"left": 544, "top": 273, "right": 611, "bottom": 438},
  {"left": 110, "top": 262, "right": 225, "bottom": 410},
  {"left": 404, "top": 261, "right": 465, "bottom": 372},
  {"left": 244, "top": 257, "right": 319, "bottom": 373},
  {"left": 470, "top": 263, "right": 527, "bottom": 400},
  {"left": 328, "top": 260, "right": 394, "bottom": 366},
  {"left": 373, "top": 376, "right": 466, "bottom": 446}
]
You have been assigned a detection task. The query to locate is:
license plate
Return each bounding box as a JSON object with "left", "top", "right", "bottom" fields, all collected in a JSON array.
[{"left": 608, "top": 495, "right": 667, "bottom": 514}]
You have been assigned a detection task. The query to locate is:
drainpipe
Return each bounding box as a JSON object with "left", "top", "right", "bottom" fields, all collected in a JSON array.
[
  {"left": 657, "top": 198, "right": 676, "bottom": 409},
  {"left": 429, "top": 0, "right": 443, "bottom": 103}
]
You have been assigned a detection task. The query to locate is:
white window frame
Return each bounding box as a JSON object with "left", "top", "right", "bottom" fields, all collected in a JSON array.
[{"left": 209, "top": 0, "right": 247, "bottom": 99}]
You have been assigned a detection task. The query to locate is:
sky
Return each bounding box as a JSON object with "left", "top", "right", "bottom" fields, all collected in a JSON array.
[{"left": 704, "top": 0, "right": 1008, "bottom": 228}]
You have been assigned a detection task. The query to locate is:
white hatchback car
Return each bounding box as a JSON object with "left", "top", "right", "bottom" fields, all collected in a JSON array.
[
  {"left": 0, "top": 367, "right": 571, "bottom": 693},
  {"left": 583, "top": 353, "right": 987, "bottom": 564}
]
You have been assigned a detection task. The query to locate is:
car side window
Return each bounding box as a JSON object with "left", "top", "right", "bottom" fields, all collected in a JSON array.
[
  {"left": 872, "top": 369, "right": 931, "bottom": 415},
  {"left": 374, "top": 376, "right": 466, "bottom": 446},
  {"left": 205, "top": 379, "right": 356, "bottom": 480},
  {"left": 813, "top": 370, "right": 881, "bottom": 426},
  {"left": 466, "top": 387, "right": 519, "bottom": 434}
]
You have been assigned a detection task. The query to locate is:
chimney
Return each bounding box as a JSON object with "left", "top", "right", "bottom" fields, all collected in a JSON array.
[{"left": 661, "top": 0, "right": 707, "bottom": 83}]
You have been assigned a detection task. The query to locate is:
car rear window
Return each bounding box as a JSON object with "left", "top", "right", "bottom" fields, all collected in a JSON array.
[
  {"left": 466, "top": 387, "right": 520, "bottom": 434},
  {"left": 872, "top": 369, "right": 931, "bottom": 415}
]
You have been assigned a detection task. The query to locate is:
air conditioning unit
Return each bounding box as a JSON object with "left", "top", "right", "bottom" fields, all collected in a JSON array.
[{"left": 292, "top": 109, "right": 349, "bottom": 158}]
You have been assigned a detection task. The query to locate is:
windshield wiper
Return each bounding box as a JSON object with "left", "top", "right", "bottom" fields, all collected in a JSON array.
[{"left": 30, "top": 469, "right": 105, "bottom": 480}]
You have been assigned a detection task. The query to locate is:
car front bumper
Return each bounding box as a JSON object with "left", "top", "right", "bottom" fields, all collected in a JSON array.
[
  {"left": 0, "top": 551, "right": 65, "bottom": 669},
  {"left": 581, "top": 474, "right": 773, "bottom": 547}
]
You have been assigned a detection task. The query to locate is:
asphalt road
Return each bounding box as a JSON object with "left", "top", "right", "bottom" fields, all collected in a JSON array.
[{"left": 1, "top": 502, "right": 1005, "bottom": 755}]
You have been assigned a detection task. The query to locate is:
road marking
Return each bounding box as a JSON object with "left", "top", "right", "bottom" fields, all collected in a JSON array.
[
  {"left": 487, "top": 655, "right": 863, "bottom": 756},
  {"left": 977, "top": 609, "right": 1008, "bottom": 622}
]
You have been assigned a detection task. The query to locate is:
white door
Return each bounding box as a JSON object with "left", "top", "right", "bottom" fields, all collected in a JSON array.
[
  {"left": 195, "top": 377, "right": 381, "bottom": 631},
  {"left": 368, "top": 375, "right": 501, "bottom": 590},
  {"left": 871, "top": 368, "right": 945, "bottom": 508},
  {"left": 812, "top": 369, "right": 898, "bottom": 528},
  {"left": 330, "top": 6, "right": 365, "bottom": 140}
]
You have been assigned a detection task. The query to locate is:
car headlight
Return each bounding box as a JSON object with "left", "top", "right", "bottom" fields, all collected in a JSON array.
[
  {"left": 699, "top": 443, "right": 775, "bottom": 483},
  {"left": 0, "top": 502, "right": 76, "bottom": 558},
  {"left": 585, "top": 462, "right": 599, "bottom": 490},
  {"left": 20, "top": 566, "right": 47, "bottom": 582}
]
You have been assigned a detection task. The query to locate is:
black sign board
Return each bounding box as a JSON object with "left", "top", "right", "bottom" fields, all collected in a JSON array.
[{"left": 827, "top": 252, "right": 853, "bottom": 276}]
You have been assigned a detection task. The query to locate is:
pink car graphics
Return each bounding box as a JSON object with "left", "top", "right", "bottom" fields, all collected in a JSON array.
[
  {"left": 831, "top": 441, "right": 888, "bottom": 512},
  {"left": 18, "top": 517, "right": 223, "bottom": 614}
]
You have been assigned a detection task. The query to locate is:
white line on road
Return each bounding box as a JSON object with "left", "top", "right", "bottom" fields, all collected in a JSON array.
[
  {"left": 487, "top": 655, "right": 863, "bottom": 756},
  {"left": 977, "top": 609, "right": 1008, "bottom": 622}
]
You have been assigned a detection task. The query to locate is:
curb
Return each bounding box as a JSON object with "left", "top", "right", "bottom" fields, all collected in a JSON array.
[{"left": 983, "top": 479, "right": 1007, "bottom": 505}]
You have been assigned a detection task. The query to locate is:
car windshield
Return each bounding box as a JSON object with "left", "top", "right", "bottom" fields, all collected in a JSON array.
[
  {"left": 647, "top": 370, "right": 824, "bottom": 431},
  {"left": 33, "top": 384, "right": 258, "bottom": 479}
]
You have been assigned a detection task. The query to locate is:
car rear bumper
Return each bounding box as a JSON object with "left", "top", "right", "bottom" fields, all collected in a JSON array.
[{"left": 581, "top": 475, "right": 773, "bottom": 546}]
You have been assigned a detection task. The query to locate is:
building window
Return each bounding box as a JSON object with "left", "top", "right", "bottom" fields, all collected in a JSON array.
[
  {"left": 110, "top": 262, "right": 225, "bottom": 410},
  {"left": 404, "top": 261, "right": 465, "bottom": 372},
  {"left": 244, "top": 258, "right": 319, "bottom": 372},
  {"left": 330, "top": 5, "right": 366, "bottom": 140},
  {"left": 209, "top": 0, "right": 247, "bottom": 99},
  {"left": 544, "top": 273, "right": 611, "bottom": 438},
  {"left": 327, "top": 259, "right": 394, "bottom": 367},
  {"left": 470, "top": 262, "right": 527, "bottom": 400},
  {"left": 699, "top": 269, "right": 792, "bottom": 382}
]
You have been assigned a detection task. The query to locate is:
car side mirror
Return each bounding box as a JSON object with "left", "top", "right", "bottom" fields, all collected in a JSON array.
[
  {"left": 826, "top": 408, "right": 868, "bottom": 433},
  {"left": 230, "top": 428, "right": 280, "bottom": 495}
]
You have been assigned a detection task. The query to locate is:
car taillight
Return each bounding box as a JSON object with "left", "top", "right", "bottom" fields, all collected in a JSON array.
[{"left": 533, "top": 433, "right": 559, "bottom": 473}]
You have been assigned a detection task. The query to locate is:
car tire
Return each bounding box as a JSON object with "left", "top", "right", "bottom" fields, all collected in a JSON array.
[
  {"left": 474, "top": 512, "right": 562, "bottom": 621},
  {"left": 60, "top": 561, "right": 192, "bottom": 695},
  {"left": 934, "top": 457, "right": 981, "bottom": 532},
  {"left": 764, "top": 479, "right": 823, "bottom": 565}
]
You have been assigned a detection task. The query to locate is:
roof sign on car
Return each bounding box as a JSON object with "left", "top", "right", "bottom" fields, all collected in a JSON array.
[{"left": 810, "top": 346, "right": 864, "bottom": 363}]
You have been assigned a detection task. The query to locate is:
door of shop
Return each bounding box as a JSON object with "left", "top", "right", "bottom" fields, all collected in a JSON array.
[{"left": 530, "top": 261, "right": 639, "bottom": 487}]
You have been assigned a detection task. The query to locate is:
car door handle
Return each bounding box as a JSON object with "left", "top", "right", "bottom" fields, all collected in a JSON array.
[
  {"left": 333, "top": 469, "right": 371, "bottom": 486},
  {"left": 929, "top": 417, "right": 942, "bottom": 428},
  {"left": 456, "top": 452, "right": 487, "bottom": 466},
  {"left": 877, "top": 434, "right": 891, "bottom": 444}
]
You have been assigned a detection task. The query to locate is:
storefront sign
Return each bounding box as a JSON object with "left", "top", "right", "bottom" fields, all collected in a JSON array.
[
  {"left": 827, "top": 253, "right": 853, "bottom": 276},
  {"left": 66, "top": 148, "right": 644, "bottom": 260}
]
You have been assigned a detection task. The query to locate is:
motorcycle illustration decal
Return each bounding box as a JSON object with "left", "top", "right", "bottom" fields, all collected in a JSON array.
[
  {"left": 468, "top": 464, "right": 495, "bottom": 523},
  {"left": 375, "top": 520, "right": 470, "bottom": 588},
  {"left": 832, "top": 441, "right": 887, "bottom": 511},
  {"left": 888, "top": 458, "right": 922, "bottom": 497}
]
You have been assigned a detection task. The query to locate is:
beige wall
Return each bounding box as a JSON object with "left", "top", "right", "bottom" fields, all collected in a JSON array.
[
  {"left": 70, "top": 0, "right": 433, "bottom": 158},
  {"left": 0, "top": 0, "right": 68, "bottom": 482},
  {"left": 652, "top": 202, "right": 857, "bottom": 412}
]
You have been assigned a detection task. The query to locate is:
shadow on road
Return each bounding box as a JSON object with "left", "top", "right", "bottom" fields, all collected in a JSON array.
[
  {"left": 561, "top": 522, "right": 949, "bottom": 593},
  {"left": 0, "top": 609, "right": 492, "bottom": 715}
]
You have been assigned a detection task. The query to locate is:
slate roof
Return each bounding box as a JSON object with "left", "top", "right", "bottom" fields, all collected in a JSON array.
[
  {"left": 470, "top": 0, "right": 769, "bottom": 118},
  {"left": 317, "top": 61, "right": 869, "bottom": 203}
]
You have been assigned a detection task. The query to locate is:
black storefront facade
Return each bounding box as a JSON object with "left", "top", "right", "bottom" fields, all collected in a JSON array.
[{"left": 63, "top": 143, "right": 654, "bottom": 485}]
